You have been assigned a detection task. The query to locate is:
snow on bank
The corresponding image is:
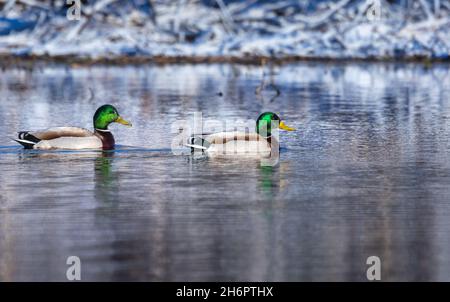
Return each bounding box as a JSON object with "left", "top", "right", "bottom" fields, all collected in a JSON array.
[{"left": 0, "top": 0, "right": 449, "bottom": 60}]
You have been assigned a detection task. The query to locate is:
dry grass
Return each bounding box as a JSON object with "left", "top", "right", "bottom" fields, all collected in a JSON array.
[{"left": 0, "top": 54, "right": 448, "bottom": 69}]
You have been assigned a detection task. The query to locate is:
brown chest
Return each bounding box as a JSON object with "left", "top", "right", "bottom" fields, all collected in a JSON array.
[{"left": 95, "top": 131, "right": 115, "bottom": 150}]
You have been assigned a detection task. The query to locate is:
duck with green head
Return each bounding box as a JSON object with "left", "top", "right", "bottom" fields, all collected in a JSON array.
[
  {"left": 187, "top": 112, "right": 295, "bottom": 156},
  {"left": 14, "top": 104, "right": 132, "bottom": 150}
]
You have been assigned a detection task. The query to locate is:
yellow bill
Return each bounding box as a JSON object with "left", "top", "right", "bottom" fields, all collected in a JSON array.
[
  {"left": 115, "top": 116, "right": 132, "bottom": 127},
  {"left": 279, "top": 121, "right": 295, "bottom": 131}
]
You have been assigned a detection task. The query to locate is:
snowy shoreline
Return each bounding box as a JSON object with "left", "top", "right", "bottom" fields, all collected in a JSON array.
[{"left": 0, "top": 1, "right": 449, "bottom": 62}]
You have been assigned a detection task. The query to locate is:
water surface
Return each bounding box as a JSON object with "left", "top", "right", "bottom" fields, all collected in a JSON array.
[{"left": 1, "top": 62, "right": 450, "bottom": 281}]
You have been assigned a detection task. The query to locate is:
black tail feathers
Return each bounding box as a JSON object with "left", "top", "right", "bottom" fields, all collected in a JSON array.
[
  {"left": 186, "top": 135, "right": 210, "bottom": 153},
  {"left": 14, "top": 131, "right": 40, "bottom": 149}
]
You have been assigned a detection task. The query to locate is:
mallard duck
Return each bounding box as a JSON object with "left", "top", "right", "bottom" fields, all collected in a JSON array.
[
  {"left": 13, "top": 104, "right": 131, "bottom": 150},
  {"left": 187, "top": 112, "right": 295, "bottom": 156}
]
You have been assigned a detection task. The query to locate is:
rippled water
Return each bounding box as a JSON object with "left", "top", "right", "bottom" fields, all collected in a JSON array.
[{"left": 1, "top": 62, "right": 450, "bottom": 281}]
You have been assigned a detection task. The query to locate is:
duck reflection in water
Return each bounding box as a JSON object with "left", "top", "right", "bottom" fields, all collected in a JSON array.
[
  {"left": 259, "top": 161, "right": 291, "bottom": 203},
  {"left": 94, "top": 151, "right": 119, "bottom": 204}
]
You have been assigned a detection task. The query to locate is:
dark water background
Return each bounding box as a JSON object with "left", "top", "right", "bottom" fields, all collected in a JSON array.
[{"left": 1, "top": 62, "right": 450, "bottom": 281}]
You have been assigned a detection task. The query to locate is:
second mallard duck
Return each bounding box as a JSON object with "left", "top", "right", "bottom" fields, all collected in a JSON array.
[
  {"left": 187, "top": 112, "right": 295, "bottom": 156},
  {"left": 13, "top": 104, "right": 131, "bottom": 150}
]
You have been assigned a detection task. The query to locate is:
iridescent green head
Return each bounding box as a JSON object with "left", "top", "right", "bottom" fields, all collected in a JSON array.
[
  {"left": 256, "top": 112, "right": 295, "bottom": 138},
  {"left": 93, "top": 104, "right": 132, "bottom": 130}
]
